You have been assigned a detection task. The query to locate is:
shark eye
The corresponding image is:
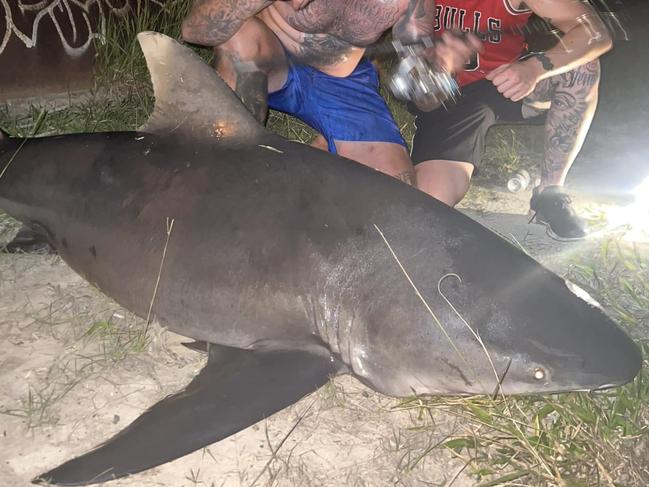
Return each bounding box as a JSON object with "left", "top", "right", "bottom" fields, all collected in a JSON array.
[{"left": 533, "top": 367, "right": 546, "bottom": 380}]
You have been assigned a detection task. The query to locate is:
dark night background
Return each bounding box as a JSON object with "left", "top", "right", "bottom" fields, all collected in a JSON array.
[{"left": 570, "top": 0, "right": 649, "bottom": 195}]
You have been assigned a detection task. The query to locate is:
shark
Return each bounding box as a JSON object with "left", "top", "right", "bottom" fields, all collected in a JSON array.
[{"left": 0, "top": 32, "right": 641, "bottom": 486}]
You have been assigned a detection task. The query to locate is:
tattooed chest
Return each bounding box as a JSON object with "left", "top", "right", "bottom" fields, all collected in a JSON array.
[
  {"left": 285, "top": 0, "right": 405, "bottom": 46},
  {"left": 289, "top": 34, "right": 350, "bottom": 66}
]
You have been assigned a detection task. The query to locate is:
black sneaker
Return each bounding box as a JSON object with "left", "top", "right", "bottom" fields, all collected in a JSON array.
[
  {"left": 2, "top": 225, "right": 54, "bottom": 253},
  {"left": 529, "top": 186, "right": 587, "bottom": 241}
]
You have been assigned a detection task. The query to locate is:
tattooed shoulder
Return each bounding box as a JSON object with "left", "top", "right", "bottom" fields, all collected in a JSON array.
[
  {"left": 285, "top": 0, "right": 404, "bottom": 46},
  {"left": 183, "top": 0, "right": 272, "bottom": 45}
]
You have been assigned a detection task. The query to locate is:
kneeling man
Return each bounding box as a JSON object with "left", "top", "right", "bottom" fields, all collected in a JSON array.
[
  {"left": 411, "top": 0, "right": 612, "bottom": 240},
  {"left": 181, "top": 0, "right": 477, "bottom": 185}
]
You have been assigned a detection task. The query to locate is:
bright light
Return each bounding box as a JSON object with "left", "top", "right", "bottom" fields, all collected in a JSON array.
[
  {"left": 632, "top": 175, "right": 649, "bottom": 209},
  {"left": 602, "top": 175, "right": 649, "bottom": 242}
]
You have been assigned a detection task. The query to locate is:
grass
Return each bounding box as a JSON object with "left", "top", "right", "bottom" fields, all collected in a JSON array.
[
  {"left": 569, "top": 239, "right": 649, "bottom": 336},
  {"left": 82, "top": 317, "right": 150, "bottom": 363},
  {"left": 479, "top": 125, "right": 544, "bottom": 185},
  {"left": 0, "top": 96, "right": 149, "bottom": 137},
  {"left": 94, "top": 0, "right": 195, "bottom": 93},
  {"left": 0, "top": 356, "right": 85, "bottom": 429},
  {"left": 0, "top": 6, "right": 647, "bottom": 486}
]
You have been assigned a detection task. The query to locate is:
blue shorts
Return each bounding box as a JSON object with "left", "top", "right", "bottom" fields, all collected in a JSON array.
[{"left": 268, "top": 58, "right": 407, "bottom": 154}]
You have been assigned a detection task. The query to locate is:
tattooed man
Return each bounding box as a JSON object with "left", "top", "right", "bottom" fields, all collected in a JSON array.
[
  {"left": 410, "top": 0, "right": 612, "bottom": 239},
  {"left": 181, "top": 0, "right": 478, "bottom": 186}
]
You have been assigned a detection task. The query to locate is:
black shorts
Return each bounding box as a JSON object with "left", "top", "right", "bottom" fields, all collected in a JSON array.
[{"left": 410, "top": 79, "right": 546, "bottom": 166}]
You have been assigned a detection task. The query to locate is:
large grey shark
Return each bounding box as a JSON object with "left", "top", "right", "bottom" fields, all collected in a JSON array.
[{"left": 0, "top": 33, "right": 642, "bottom": 486}]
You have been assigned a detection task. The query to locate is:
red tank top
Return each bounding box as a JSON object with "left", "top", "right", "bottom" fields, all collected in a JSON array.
[{"left": 434, "top": 0, "right": 533, "bottom": 87}]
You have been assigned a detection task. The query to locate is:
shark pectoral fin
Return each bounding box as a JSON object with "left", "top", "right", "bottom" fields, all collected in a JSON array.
[
  {"left": 34, "top": 344, "right": 342, "bottom": 486},
  {"left": 137, "top": 32, "right": 265, "bottom": 141}
]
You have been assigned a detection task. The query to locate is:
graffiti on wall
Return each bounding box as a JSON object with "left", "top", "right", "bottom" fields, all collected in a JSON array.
[{"left": 0, "top": 0, "right": 162, "bottom": 58}]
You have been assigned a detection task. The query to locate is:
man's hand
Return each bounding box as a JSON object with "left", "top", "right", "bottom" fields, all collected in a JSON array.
[
  {"left": 430, "top": 31, "right": 482, "bottom": 73},
  {"left": 486, "top": 59, "right": 544, "bottom": 102},
  {"left": 404, "top": 32, "right": 481, "bottom": 112}
]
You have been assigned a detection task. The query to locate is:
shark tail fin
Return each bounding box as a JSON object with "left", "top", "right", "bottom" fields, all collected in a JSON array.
[{"left": 137, "top": 32, "right": 265, "bottom": 142}]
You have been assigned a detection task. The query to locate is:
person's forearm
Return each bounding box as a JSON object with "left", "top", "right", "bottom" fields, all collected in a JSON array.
[
  {"left": 523, "top": 11, "right": 612, "bottom": 80},
  {"left": 182, "top": 0, "right": 271, "bottom": 46}
]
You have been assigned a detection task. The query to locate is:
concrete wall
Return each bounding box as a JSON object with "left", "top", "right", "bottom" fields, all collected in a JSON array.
[{"left": 0, "top": 1, "right": 135, "bottom": 101}]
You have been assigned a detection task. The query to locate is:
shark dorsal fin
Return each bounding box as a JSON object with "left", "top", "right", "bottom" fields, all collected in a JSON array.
[{"left": 137, "top": 32, "right": 264, "bottom": 141}]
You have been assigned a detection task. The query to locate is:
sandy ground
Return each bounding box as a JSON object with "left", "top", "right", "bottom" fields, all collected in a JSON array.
[{"left": 0, "top": 183, "right": 642, "bottom": 487}]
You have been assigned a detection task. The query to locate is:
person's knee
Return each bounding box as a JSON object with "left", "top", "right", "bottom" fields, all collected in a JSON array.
[
  {"left": 415, "top": 160, "right": 473, "bottom": 206},
  {"left": 441, "top": 175, "right": 471, "bottom": 206}
]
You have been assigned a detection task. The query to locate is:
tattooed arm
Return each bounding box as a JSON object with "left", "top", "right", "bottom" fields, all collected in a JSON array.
[
  {"left": 487, "top": 0, "right": 612, "bottom": 101},
  {"left": 524, "top": 0, "right": 612, "bottom": 77},
  {"left": 181, "top": 0, "right": 272, "bottom": 46}
]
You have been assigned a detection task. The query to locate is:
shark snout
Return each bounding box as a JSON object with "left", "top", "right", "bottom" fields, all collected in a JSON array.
[
  {"left": 522, "top": 326, "right": 643, "bottom": 393},
  {"left": 588, "top": 337, "right": 643, "bottom": 391}
]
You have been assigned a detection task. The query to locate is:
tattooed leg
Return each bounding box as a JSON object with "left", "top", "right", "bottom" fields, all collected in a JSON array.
[
  {"left": 543, "top": 60, "right": 600, "bottom": 187},
  {"left": 524, "top": 60, "right": 601, "bottom": 188}
]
